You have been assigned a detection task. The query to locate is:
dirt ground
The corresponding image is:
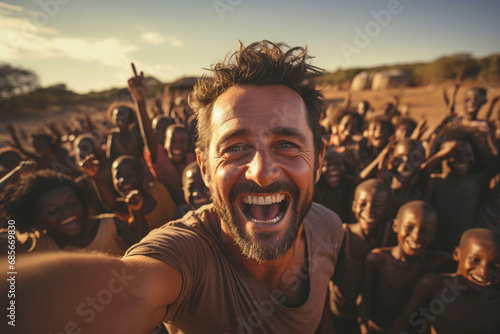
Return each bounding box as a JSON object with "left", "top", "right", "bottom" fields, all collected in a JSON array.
[{"left": 1, "top": 82, "right": 499, "bottom": 147}]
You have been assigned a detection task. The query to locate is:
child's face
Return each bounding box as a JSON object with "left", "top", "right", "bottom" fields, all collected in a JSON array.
[
  {"left": 464, "top": 89, "right": 486, "bottom": 116},
  {"left": 165, "top": 129, "right": 189, "bottom": 163},
  {"left": 35, "top": 187, "right": 84, "bottom": 238},
  {"left": 388, "top": 142, "right": 424, "bottom": 188},
  {"left": 367, "top": 122, "right": 389, "bottom": 148},
  {"left": 183, "top": 167, "right": 210, "bottom": 209},
  {"left": 112, "top": 160, "right": 141, "bottom": 196},
  {"left": 454, "top": 237, "right": 500, "bottom": 289},
  {"left": 112, "top": 107, "right": 131, "bottom": 131},
  {"left": 353, "top": 187, "right": 388, "bottom": 232},
  {"left": 153, "top": 118, "right": 172, "bottom": 146},
  {"left": 338, "top": 115, "right": 358, "bottom": 143},
  {"left": 443, "top": 140, "right": 474, "bottom": 175},
  {"left": 321, "top": 151, "right": 345, "bottom": 187},
  {"left": 394, "top": 208, "right": 436, "bottom": 257},
  {"left": 395, "top": 124, "right": 412, "bottom": 141}
]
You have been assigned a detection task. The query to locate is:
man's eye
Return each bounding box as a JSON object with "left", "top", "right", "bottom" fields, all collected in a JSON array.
[{"left": 277, "top": 142, "right": 298, "bottom": 150}]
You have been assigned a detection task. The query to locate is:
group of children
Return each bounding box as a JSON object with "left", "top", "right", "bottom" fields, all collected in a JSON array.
[
  {"left": 0, "top": 69, "right": 499, "bottom": 333},
  {"left": 317, "top": 86, "right": 500, "bottom": 333},
  {"left": 0, "top": 68, "right": 209, "bottom": 256}
]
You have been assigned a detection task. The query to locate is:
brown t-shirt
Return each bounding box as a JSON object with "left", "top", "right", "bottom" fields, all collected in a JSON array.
[{"left": 125, "top": 202, "right": 343, "bottom": 334}]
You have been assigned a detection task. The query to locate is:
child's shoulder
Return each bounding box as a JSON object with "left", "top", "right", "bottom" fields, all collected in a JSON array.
[{"left": 365, "top": 247, "right": 393, "bottom": 264}]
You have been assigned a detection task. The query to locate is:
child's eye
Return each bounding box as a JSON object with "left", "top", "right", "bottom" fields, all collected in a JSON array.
[{"left": 469, "top": 257, "right": 480, "bottom": 264}]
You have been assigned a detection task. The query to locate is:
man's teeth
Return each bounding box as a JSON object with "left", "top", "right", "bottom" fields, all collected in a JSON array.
[
  {"left": 249, "top": 212, "right": 284, "bottom": 224},
  {"left": 243, "top": 194, "right": 285, "bottom": 205},
  {"left": 60, "top": 216, "right": 77, "bottom": 226}
]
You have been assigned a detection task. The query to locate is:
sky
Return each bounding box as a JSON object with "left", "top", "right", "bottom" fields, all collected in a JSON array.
[{"left": 1, "top": 0, "right": 499, "bottom": 93}]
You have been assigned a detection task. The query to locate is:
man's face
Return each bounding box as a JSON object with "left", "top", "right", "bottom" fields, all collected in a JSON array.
[
  {"left": 198, "top": 85, "right": 323, "bottom": 262},
  {"left": 454, "top": 237, "right": 500, "bottom": 289}
]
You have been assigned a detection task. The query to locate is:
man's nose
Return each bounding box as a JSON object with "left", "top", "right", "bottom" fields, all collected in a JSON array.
[{"left": 246, "top": 149, "right": 279, "bottom": 187}]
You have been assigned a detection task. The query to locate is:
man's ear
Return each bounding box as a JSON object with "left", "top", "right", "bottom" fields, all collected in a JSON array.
[
  {"left": 196, "top": 148, "right": 210, "bottom": 188},
  {"left": 392, "top": 218, "right": 399, "bottom": 234},
  {"left": 452, "top": 246, "right": 461, "bottom": 262},
  {"left": 315, "top": 142, "right": 326, "bottom": 183}
]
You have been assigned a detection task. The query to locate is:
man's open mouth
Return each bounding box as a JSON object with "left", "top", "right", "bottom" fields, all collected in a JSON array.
[{"left": 240, "top": 194, "right": 289, "bottom": 224}]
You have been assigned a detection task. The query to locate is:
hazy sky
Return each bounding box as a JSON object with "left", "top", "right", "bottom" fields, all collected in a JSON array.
[{"left": 1, "top": 0, "right": 499, "bottom": 93}]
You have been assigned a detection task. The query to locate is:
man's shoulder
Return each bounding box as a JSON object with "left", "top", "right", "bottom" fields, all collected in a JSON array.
[
  {"left": 306, "top": 202, "right": 343, "bottom": 232},
  {"left": 305, "top": 202, "right": 344, "bottom": 252}
]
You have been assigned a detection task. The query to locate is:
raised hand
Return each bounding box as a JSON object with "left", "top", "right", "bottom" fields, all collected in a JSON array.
[
  {"left": 18, "top": 160, "right": 36, "bottom": 176},
  {"left": 127, "top": 63, "right": 147, "bottom": 102},
  {"left": 125, "top": 189, "right": 144, "bottom": 212},
  {"left": 79, "top": 153, "right": 100, "bottom": 178}
]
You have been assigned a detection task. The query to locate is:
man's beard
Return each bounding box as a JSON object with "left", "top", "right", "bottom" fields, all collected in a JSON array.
[{"left": 212, "top": 179, "right": 313, "bottom": 263}]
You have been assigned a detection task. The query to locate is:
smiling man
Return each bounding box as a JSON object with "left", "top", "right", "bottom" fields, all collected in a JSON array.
[{"left": 2, "top": 41, "right": 343, "bottom": 334}]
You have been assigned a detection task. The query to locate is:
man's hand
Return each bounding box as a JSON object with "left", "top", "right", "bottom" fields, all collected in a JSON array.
[
  {"left": 128, "top": 63, "right": 147, "bottom": 102},
  {"left": 126, "top": 190, "right": 144, "bottom": 212}
]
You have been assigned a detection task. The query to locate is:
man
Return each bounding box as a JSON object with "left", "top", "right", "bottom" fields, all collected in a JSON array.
[{"left": 2, "top": 41, "right": 343, "bottom": 334}]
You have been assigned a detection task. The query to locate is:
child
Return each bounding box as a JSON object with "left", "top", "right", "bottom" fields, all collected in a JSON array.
[
  {"left": 345, "top": 116, "right": 394, "bottom": 176},
  {"left": 112, "top": 155, "right": 177, "bottom": 233},
  {"left": 314, "top": 147, "right": 357, "bottom": 223},
  {"left": 422, "top": 126, "right": 499, "bottom": 252},
  {"left": 359, "top": 201, "right": 451, "bottom": 333},
  {"left": 329, "top": 179, "right": 390, "bottom": 333},
  {"left": 0, "top": 170, "right": 134, "bottom": 256},
  {"left": 128, "top": 68, "right": 195, "bottom": 205},
  {"left": 474, "top": 173, "right": 500, "bottom": 232},
  {"left": 106, "top": 102, "right": 144, "bottom": 162},
  {"left": 390, "top": 228, "right": 500, "bottom": 334},
  {"left": 152, "top": 115, "right": 175, "bottom": 146},
  {"left": 328, "top": 111, "right": 364, "bottom": 151},
  {"left": 175, "top": 161, "right": 211, "bottom": 219}
]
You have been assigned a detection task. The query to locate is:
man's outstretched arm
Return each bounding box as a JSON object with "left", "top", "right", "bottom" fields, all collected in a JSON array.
[{"left": 1, "top": 252, "right": 181, "bottom": 334}]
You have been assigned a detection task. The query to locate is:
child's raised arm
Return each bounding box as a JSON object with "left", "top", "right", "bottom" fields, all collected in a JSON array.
[{"left": 128, "top": 63, "right": 160, "bottom": 163}]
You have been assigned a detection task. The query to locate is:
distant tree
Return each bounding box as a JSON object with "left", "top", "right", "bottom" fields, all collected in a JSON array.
[{"left": 0, "top": 64, "right": 39, "bottom": 99}]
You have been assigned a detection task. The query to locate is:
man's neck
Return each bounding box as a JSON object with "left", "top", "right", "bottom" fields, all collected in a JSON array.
[{"left": 221, "top": 223, "right": 309, "bottom": 303}]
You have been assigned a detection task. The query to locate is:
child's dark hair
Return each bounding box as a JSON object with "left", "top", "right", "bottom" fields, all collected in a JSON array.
[
  {"left": 0, "top": 170, "right": 88, "bottom": 232},
  {"left": 0, "top": 147, "right": 26, "bottom": 166},
  {"left": 395, "top": 117, "right": 417, "bottom": 133}
]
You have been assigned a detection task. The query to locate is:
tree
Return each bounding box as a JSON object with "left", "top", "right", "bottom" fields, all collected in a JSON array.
[{"left": 0, "top": 64, "right": 39, "bottom": 100}]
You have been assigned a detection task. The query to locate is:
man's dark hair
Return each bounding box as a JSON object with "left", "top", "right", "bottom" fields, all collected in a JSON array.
[
  {"left": 190, "top": 40, "right": 325, "bottom": 165},
  {"left": 0, "top": 170, "right": 88, "bottom": 232}
]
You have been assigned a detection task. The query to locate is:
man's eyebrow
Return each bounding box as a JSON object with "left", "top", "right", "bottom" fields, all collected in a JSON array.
[
  {"left": 217, "top": 128, "right": 250, "bottom": 145},
  {"left": 267, "top": 126, "right": 307, "bottom": 141}
]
